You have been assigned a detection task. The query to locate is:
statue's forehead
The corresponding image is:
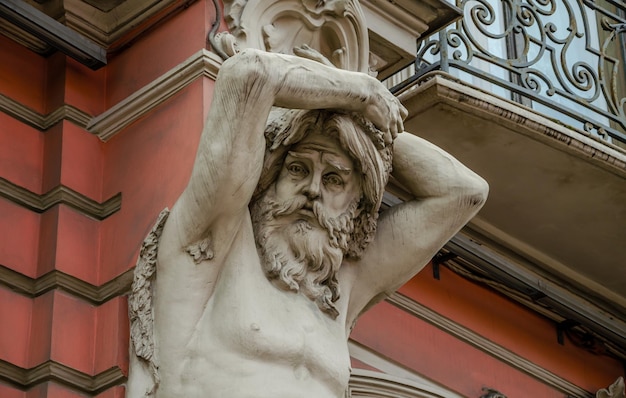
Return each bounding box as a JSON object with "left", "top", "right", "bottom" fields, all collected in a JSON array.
[{"left": 291, "top": 134, "right": 354, "bottom": 169}]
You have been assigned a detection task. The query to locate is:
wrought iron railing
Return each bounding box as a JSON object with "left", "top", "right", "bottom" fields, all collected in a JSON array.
[{"left": 388, "top": 0, "right": 626, "bottom": 146}]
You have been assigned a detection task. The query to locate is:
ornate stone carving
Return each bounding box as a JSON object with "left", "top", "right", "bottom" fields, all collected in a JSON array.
[
  {"left": 127, "top": 0, "right": 487, "bottom": 395},
  {"left": 217, "top": 0, "right": 370, "bottom": 72},
  {"left": 126, "top": 46, "right": 488, "bottom": 397}
]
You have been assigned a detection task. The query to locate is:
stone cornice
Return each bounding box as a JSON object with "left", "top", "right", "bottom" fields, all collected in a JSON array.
[
  {"left": 0, "top": 94, "right": 91, "bottom": 130},
  {"left": 87, "top": 49, "right": 223, "bottom": 142},
  {"left": 1, "top": 1, "right": 195, "bottom": 52},
  {"left": 387, "top": 292, "right": 594, "bottom": 398},
  {"left": 349, "top": 369, "right": 451, "bottom": 398},
  {"left": 0, "top": 17, "right": 51, "bottom": 55},
  {"left": 0, "top": 177, "right": 121, "bottom": 220},
  {"left": 0, "top": 265, "right": 133, "bottom": 305},
  {"left": 398, "top": 73, "right": 626, "bottom": 178},
  {"left": 65, "top": 0, "right": 196, "bottom": 50},
  {"left": 0, "top": 49, "right": 221, "bottom": 143},
  {"left": 0, "top": 359, "right": 125, "bottom": 394}
]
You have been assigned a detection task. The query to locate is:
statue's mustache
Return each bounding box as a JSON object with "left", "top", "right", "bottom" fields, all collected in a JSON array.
[
  {"left": 272, "top": 196, "right": 308, "bottom": 217},
  {"left": 253, "top": 189, "right": 358, "bottom": 255},
  {"left": 271, "top": 196, "right": 333, "bottom": 229}
]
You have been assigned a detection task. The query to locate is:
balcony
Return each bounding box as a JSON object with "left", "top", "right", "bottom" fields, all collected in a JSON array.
[
  {"left": 387, "top": 0, "right": 626, "bottom": 350},
  {"left": 391, "top": 0, "right": 626, "bottom": 145}
]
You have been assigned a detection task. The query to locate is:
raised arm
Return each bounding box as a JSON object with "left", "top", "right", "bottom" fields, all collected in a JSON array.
[
  {"left": 163, "top": 49, "right": 405, "bottom": 251},
  {"left": 347, "top": 132, "right": 489, "bottom": 323}
]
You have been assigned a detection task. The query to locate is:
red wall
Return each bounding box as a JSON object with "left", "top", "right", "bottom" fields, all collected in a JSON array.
[
  {"left": 0, "top": 2, "right": 213, "bottom": 396},
  {"left": 352, "top": 264, "right": 625, "bottom": 396}
]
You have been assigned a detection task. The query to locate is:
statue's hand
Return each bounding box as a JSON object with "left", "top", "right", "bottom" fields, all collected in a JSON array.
[
  {"left": 293, "top": 44, "right": 335, "bottom": 68},
  {"left": 293, "top": 44, "right": 408, "bottom": 144},
  {"left": 365, "top": 79, "right": 408, "bottom": 144}
]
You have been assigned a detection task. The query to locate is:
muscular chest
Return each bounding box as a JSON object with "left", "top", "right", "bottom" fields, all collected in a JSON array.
[{"left": 198, "top": 244, "right": 351, "bottom": 384}]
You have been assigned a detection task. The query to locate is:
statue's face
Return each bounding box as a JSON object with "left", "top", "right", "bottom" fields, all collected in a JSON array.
[
  {"left": 252, "top": 132, "right": 361, "bottom": 317},
  {"left": 273, "top": 132, "right": 361, "bottom": 223}
]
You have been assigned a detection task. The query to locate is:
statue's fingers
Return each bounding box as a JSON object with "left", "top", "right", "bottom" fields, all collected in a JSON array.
[
  {"left": 293, "top": 45, "right": 310, "bottom": 58},
  {"left": 391, "top": 128, "right": 399, "bottom": 140},
  {"left": 400, "top": 104, "right": 408, "bottom": 120},
  {"left": 396, "top": 118, "right": 404, "bottom": 136},
  {"left": 387, "top": 121, "right": 398, "bottom": 144}
]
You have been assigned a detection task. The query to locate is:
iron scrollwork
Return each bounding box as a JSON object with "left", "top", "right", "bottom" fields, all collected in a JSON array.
[{"left": 415, "top": 0, "right": 626, "bottom": 144}]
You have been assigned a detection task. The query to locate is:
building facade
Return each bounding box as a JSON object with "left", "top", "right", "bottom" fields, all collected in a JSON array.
[{"left": 0, "top": 0, "right": 624, "bottom": 397}]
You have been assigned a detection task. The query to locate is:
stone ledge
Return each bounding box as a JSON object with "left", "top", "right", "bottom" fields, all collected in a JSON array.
[
  {"left": 0, "top": 360, "right": 125, "bottom": 394},
  {"left": 0, "top": 265, "right": 132, "bottom": 305},
  {"left": 0, "top": 0, "right": 193, "bottom": 51},
  {"left": 349, "top": 368, "right": 455, "bottom": 398},
  {"left": 398, "top": 73, "right": 626, "bottom": 177},
  {"left": 0, "top": 177, "right": 121, "bottom": 221},
  {"left": 387, "top": 292, "right": 594, "bottom": 398},
  {"left": 0, "top": 94, "right": 91, "bottom": 131},
  {"left": 397, "top": 72, "right": 626, "bottom": 323},
  {"left": 87, "top": 49, "right": 222, "bottom": 142},
  {"left": 0, "top": 48, "right": 222, "bottom": 143}
]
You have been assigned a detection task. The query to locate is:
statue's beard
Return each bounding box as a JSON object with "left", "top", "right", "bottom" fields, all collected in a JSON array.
[{"left": 251, "top": 190, "right": 359, "bottom": 319}]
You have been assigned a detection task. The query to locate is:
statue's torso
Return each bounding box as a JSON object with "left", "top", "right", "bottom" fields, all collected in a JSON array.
[{"left": 154, "top": 218, "right": 351, "bottom": 398}]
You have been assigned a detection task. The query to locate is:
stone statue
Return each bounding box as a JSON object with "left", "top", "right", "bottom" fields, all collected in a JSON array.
[{"left": 127, "top": 48, "right": 489, "bottom": 398}]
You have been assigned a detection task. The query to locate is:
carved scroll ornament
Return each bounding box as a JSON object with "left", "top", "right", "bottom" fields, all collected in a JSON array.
[{"left": 216, "top": 0, "right": 370, "bottom": 72}]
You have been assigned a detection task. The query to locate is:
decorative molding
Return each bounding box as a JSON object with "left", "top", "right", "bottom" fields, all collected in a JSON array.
[
  {"left": 386, "top": 292, "right": 594, "bottom": 398},
  {"left": 465, "top": 219, "right": 626, "bottom": 317},
  {"left": 0, "top": 0, "right": 106, "bottom": 69},
  {"left": 63, "top": 0, "right": 194, "bottom": 49},
  {"left": 0, "top": 94, "right": 91, "bottom": 130},
  {"left": 0, "top": 265, "right": 133, "bottom": 305},
  {"left": 348, "top": 340, "right": 465, "bottom": 398},
  {"left": 222, "top": 0, "right": 370, "bottom": 72},
  {"left": 0, "top": 177, "right": 121, "bottom": 220},
  {"left": 366, "top": 0, "right": 460, "bottom": 39},
  {"left": 359, "top": 0, "right": 459, "bottom": 79},
  {"left": 348, "top": 369, "right": 453, "bottom": 398},
  {"left": 445, "top": 233, "right": 626, "bottom": 355},
  {"left": 0, "top": 17, "right": 51, "bottom": 55},
  {"left": 0, "top": 49, "right": 221, "bottom": 142},
  {"left": 0, "top": 359, "right": 125, "bottom": 394},
  {"left": 398, "top": 73, "right": 626, "bottom": 178},
  {"left": 1, "top": 0, "right": 193, "bottom": 51},
  {"left": 45, "top": 104, "right": 92, "bottom": 130},
  {"left": 87, "top": 49, "right": 222, "bottom": 142}
]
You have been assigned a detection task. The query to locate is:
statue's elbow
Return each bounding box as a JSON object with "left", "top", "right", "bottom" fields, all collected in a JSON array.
[
  {"left": 463, "top": 176, "right": 489, "bottom": 210},
  {"left": 220, "top": 48, "right": 269, "bottom": 83}
]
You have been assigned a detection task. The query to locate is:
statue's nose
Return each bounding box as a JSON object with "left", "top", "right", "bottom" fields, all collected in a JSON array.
[{"left": 302, "top": 177, "right": 321, "bottom": 200}]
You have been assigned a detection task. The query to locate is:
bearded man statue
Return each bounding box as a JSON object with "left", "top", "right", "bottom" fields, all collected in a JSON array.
[{"left": 127, "top": 48, "right": 488, "bottom": 398}]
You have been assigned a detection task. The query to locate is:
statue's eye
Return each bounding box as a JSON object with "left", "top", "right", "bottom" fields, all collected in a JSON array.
[
  {"left": 287, "top": 163, "right": 308, "bottom": 177},
  {"left": 324, "top": 173, "right": 344, "bottom": 187}
]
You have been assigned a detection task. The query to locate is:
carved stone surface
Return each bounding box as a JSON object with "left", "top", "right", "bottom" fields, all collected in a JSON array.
[
  {"left": 126, "top": 45, "right": 488, "bottom": 398},
  {"left": 126, "top": 1, "right": 487, "bottom": 396},
  {"left": 218, "top": 0, "right": 370, "bottom": 72}
]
